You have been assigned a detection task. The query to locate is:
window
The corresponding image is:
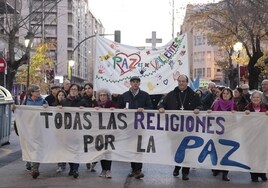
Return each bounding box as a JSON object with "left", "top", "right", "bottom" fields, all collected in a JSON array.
[
  {"left": 68, "top": 13, "right": 73, "bottom": 23},
  {"left": 207, "top": 68, "right": 211, "bottom": 77},
  {"left": 207, "top": 51, "right": 211, "bottom": 61},
  {"left": 68, "top": 38, "right": 73, "bottom": 48},
  {"left": 68, "top": 25, "right": 73, "bottom": 35},
  {"left": 45, "top": 25, "right": 57, "bottom": 35}
]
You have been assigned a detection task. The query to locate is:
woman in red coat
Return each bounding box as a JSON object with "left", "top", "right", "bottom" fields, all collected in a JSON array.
[{"left": 245, "top": 90, "right": 268, "bottom": 182}]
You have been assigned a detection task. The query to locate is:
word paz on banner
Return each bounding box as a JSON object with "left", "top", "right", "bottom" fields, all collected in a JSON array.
[{"left": 174, "top": 136, "right": 251, "bottom": 170}]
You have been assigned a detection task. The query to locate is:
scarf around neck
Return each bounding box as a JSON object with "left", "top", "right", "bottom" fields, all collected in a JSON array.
[{"left": 213, "top": 98, "right": 235, "bottom": 111}]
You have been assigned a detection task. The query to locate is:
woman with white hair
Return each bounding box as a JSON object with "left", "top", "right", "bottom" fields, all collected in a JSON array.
[
  {"left": 95, "top": 88, "right": 117, "bottom": 179},
  {"left": 245, "top": 90, "right": 268, "bottom": 182}
]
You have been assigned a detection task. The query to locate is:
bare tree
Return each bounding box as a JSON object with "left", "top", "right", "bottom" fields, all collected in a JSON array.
[
  {"left": 0, "top": 0, "right": 63, "bottom": 91},
  {"left": 192, "top": 0, "right": 268, "bottom": 89}
]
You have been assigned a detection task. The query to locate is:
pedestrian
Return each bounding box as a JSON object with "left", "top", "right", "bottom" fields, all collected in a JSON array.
[
  {"left": 117, "top": 76, "right": 153, "bottom": 179},
  {"left": 240, "top": 84, "right": 251, "bottom": 107},
  {"left": 201, "top": 82, "right": 217, "bottom": 110},
  {"left": 62, "top": 79, "right": 71, "bottom": 95},
  {"left": 45, "top": 84, "right": 61, "bottom": 106},
  {"left": 95, "top": 88, "right": 117, "bottom": 179},
  {"left": 24, "top": 84, "right": 48, "bottom": 179},
  {"left": 210, "top": 87, "right": 237, "bottom": 181},
  {"left": 19, "top": 90, "right": 26, "bottom": 105},
  {"left": 52, "top": 89, "right": 67, "bottom": 173},
  {"left": 157, "top": 74, "right": 201, "bottom": 181},
  {"left": 60, "top": 83, "right": 84, "bottom": 178},
  {"left": 244, "top": 90, "right": 268, "bottom": 182},
  {"left": 261, "top": 79, "right": 268, "bottom": 105},
  {"left": 233, "top": 87, "right": 247, "bottom": 111},
  {"left": 81, "top": 83, "right": 98, "bottom": 172}
]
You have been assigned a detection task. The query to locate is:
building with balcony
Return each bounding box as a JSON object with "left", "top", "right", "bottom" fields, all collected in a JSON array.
[{"left": 20, "top": 0, "right": 104, "bottom": 84}]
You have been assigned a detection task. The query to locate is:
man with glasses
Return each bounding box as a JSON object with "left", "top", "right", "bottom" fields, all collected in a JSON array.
[{"left": 117, "top": 76, "right": 153, "bottom": 179}]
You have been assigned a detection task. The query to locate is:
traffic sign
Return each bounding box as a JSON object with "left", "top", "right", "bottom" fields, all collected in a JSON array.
[{"left": 0, "top": 58, "right": 7, "bottom": 73}]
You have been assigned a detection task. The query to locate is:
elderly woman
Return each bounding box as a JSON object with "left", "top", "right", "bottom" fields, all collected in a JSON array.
[
  {"left": 95, "top": 88, "right": 117, "bottom": 179},
  {"left": 23, "top": 84, "right": 48, "bottom": 179},
  {"left": 245, "top": 90, "right": 268, "bottom": 182}
]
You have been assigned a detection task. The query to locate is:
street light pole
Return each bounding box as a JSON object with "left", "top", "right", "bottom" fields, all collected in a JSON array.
[
  {"left": 24, "top": 32, "right": 34, "bottom": 90},
  {"left": 68, "top": 33, "right": 115, "bottom": 82},
  {"left": 233, "top": 42, "right": 243, "bottom": 87}
]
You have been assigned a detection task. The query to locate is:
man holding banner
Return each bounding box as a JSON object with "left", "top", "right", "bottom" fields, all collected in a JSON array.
[
  {"left": 158, "top": 74, "right": 202, "bottom": 180},
  {"left": 117, "top": 76, "right": 153, "bottom": 179}
]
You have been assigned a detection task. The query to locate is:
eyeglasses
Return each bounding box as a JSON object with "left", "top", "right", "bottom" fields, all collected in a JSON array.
[{"left": 99, "top": 94, "right": 107, "bottom": 96}]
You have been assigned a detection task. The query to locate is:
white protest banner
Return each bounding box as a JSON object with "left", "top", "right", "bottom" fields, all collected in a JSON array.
[
  {"left": 14, "top": 106, "right": 268, "bottom": 173},
  {"left": 94, "top": 34, "right": 189, "bottom": 95}
]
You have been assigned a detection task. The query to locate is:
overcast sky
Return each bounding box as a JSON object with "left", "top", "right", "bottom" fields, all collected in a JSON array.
[{"left": 88, "top": 0, "right": 218, "bottom": 47}]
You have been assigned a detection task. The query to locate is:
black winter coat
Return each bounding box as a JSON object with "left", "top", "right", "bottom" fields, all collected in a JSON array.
[
  {"left": 117, "top": 89, "right": 153, "bottom": 109},
  {"left": 157, "top": 86, "right": 202, "bottom": 110}
]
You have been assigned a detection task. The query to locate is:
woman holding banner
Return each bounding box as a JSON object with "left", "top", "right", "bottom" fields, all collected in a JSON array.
[
  {"left": 60, "top": 83, "right": 85, "bottom": 179},
  {"left": 245, "top": 90, "right": 268, "bottom": 182},
  {"left": 211, "top": 87, "right": 236, "bottom": 181},
  {"left": 95, "top": 88, "right": 117, "bottom": 178},
  {"left": 81, "top": 83, "right": 99, "bottom": 172},
  {"left": 23, "top": 84, "right": 48, "bottom": 179}
]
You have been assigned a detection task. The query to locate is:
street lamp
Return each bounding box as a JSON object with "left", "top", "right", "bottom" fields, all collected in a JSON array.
[
  {"left": 24, "top": 32, "right": 34, "bottom": 90},
  {"left": 233, "top": 42, "right": 243, "bottom": 87},
  {"left": 68, "top": 59, "right": 75, "bottom": 82}
]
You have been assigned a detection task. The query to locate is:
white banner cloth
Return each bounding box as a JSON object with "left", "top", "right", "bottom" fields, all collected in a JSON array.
[
  {"left": 14, "top": 106, "right": 268, "bottom": 173},
  {"left": 94, "top": 34, "right": 189, "bottom": 94}
]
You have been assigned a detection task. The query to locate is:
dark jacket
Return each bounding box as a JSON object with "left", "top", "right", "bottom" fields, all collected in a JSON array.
[
  {"left": 45, "top": 94, "right": 56, "bottom": 106},
  {"left": 60, "top": 96, "right": 84, "bottom": 107},
  {"left": 201, "top": 92, "right": 216, "bottom": 110},
  {"left": 157, "top": 86, "right": 202, "bottom": 110},
  {"left": 81, "top": 95, "right": 98, "bottom": 108},
  {"left": 117, "top": 89, "right": 153, "bottom": 109}
]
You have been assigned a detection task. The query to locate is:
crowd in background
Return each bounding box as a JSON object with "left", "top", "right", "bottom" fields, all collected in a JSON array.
[{"left": 14, "top": 77, "right": 268, "bottom": 182}]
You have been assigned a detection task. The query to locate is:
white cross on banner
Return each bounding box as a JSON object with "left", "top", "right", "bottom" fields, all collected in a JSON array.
[{"left": 94, "top": 34, "right": 189, "bottom": 95}]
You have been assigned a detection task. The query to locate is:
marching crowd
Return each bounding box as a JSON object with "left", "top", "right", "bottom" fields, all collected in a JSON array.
[{"left": 15, "top": 76, "right": 268, "bottom": 183}]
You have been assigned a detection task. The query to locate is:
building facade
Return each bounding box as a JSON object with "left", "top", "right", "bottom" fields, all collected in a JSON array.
[
  {"left": 180, "top": 4, "right": 224, "bottom": 85},
  {"left": 20, "top": 0, "right": 104, "bottom": 84}
]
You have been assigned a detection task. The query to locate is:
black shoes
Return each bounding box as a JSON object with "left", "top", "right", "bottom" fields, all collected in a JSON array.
[
  {"left": 261, "top": 175, "right": 268, "bottom": 182},
  {"left": 31, "top": 170, "right": 40, "bottom": 179},
  {"left": 128, "top": 171, "right": 144, "bottom": 179},
  {"left": 212, "top": 170, "right": 219, "bottom": 176},
  {"left": 182, "top": 174, "right": 189, "bottom": 181},
  {"left": 72, "top": 171, "right": 79, "bottom": 178},
  {"left": 69, "top": 170, "right": 79, "bottom": 178},
  {"left": 173, "top": 167, "right": 180, "bottom": 177},
  {"left": 222, "top": 174, "right": 230, "bottom": 181}
]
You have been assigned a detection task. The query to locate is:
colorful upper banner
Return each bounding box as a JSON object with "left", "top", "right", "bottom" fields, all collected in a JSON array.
[
  {"left": 94, "top": 34, "right": 189, "bottom": 94},
  {"left": 14, "top": 106, "right": 268, "bottom": 173}
]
